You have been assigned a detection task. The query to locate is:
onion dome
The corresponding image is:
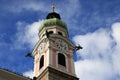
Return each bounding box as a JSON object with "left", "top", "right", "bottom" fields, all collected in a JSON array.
[
  {"left": 46, "top": 12, "right": 61, "bottom": 20},
  {"left": 39, "top": 18, "right": 67, "bottom": 31},
  {"left": 39, "top": 4, "right": 68, "bottom": 32}
]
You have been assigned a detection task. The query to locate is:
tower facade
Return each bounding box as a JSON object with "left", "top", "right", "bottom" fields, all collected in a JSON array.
[{"left": 32, "top": 11, "right": 79, "bottom": 80}]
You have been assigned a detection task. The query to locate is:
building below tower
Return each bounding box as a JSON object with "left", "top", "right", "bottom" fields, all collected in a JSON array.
[{"left": 0, "top": 68, "right": 30, "bottom": 80}]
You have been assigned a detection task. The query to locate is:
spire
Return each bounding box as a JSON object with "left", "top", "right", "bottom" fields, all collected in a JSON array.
[{"left": 52, "top": 2, "right": 55, "bottom": 12}]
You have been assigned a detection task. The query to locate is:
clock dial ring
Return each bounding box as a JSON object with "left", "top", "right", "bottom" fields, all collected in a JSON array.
[
  {"left": 39, "top": 43, "right": 45, "bottom": 54},
  {"left": 55, "top": 39, "right": 68, "bottom": 51}
]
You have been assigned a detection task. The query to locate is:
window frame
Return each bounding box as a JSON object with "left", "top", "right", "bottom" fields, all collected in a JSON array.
[
  {"left": 58, "top": 53, "right": 66, "bottom": 67},
  {"left": 39, "top": 55, "right": 44, "bottom": 69}
]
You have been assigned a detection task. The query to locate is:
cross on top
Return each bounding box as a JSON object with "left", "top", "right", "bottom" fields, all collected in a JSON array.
[{"left": 52, "top": 2, "right": 55, "bottom": 12}]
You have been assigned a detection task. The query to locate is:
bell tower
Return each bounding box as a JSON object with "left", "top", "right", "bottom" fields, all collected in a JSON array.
[{"left": 32, "top": 5, "right": 79, "bottom": 80}]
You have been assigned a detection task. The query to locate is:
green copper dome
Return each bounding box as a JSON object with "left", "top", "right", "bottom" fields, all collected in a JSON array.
[{"left": 39, "top": 18, "right": 67, "bottom": 31}]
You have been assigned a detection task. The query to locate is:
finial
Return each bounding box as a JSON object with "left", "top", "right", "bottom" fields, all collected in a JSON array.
[{"left": 52, "top": 2, "right": 55, "bottom": 12}]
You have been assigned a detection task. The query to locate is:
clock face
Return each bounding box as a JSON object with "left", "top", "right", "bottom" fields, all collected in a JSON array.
[
  {"left": 55, "top": 39, "right": 68, "bottom": 51},
  {"left": 39, "top": 43, "right": 45, "bottom": 53}
]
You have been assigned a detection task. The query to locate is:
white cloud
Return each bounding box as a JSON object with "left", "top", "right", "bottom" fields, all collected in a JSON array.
[
  {"left": 112, "top": 23, "right": 120, "bottom": 75},
  {"left": 75, "top": 60, "right": 113, "bottom": 80},
  {"left": 6, "top": 0, "right": 80, "bottom": 21},
  {"left": 112, "top": 22, "right": 120, "bottom": 47},
  {"left": 73, "top": 22, "right": 120, "bottom": 80},
  {"left": 73, "top": 28, "right": 113, "bottom": 60},
  {"left": 7, "top": 1, "right": 49, "bottom": 13},
  {"left": 58, "top": 0, "right": 80, "bottom": 19},
  {"left": 23, "top": 70, "right": 33, "bottom": 78},
  {"left": 5, "top": 0, "right": 80, "bottom": 17},
  {"left": 11, "top": 20, "right": 44, "bottom": 50}
]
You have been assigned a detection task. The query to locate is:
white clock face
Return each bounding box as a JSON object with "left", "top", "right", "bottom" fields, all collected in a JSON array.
[
  {"left": 39, "top": 43, "right": 45, "bottom": 53},
  {"left": 55, "top": 39, "right": 68, "bottom": 51}
]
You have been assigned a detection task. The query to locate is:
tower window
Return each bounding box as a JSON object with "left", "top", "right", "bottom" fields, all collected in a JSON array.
[
  {"left": 42, "top": 31, "right": 53, "bottom": 37},
  {"left": 48, "top": 31, "right": 53, "bottom": 34},
  {"left": 58, "top": 32, "right": 63, "bottom": 36},
  {"left": 40, "top": 55, "right": 44, "bottom": 69},
  {"left": 58, "top": 53, "right": 66, "bottom": 67}
]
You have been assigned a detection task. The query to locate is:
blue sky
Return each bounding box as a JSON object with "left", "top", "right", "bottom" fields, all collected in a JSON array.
[{"left": 0, "top": 0, "right": 120, "bottom": 80}]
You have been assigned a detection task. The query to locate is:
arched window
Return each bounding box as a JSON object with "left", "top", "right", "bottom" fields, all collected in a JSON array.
[
  {"left": 58, "top": 32, "right": 63, "bottom": 36},
  {"left": 58, "top": 53, "right": 66, "bottom": 67},
  {"left": 48, "top": 31, "right": 53, "bottom": 34},
  {"left": 40, "top": 55, "right": 44, "bottom": 69},
  {"left": 42, "top": 31, "right": 53, "bottom": 37}
]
